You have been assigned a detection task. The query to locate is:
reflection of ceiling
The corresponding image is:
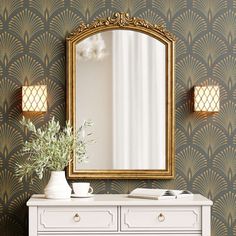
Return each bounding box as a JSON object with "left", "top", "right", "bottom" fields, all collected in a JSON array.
[{"left": 76, "top": 33, "right": 107, "bottom": 61}]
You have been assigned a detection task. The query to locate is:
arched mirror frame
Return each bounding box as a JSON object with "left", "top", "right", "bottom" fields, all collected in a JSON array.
[{"left": 66, "top": 12, "right": 175, "bottom": 179}]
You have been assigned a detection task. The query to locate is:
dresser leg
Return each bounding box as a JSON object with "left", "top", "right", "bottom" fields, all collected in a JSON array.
[
  {"left": 29, "top": 206, "right": 37, "bottom": 236},
  {"left": 202, "top": 206, "right": 211, "bottom": 236}
]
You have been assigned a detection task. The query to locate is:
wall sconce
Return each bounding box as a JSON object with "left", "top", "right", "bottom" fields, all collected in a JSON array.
[
  {"left": 194, "top": 86, "right": 220, "bottom": 112},
  {"left": 22, "top": 85, "right": 47, "bottom": 112}
]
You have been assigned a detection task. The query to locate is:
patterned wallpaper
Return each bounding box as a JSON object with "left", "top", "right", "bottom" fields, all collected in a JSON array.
[{"left": 0, "top": 0, "right": 235, "bottom": 235}]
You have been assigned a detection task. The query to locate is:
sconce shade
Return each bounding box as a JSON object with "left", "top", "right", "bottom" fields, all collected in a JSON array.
[
  {"left": 194, "top": 86, "right": 220, "bottom": 112},
  {"left": 22, "top": 85, "right": 47, "bottom": 112}
]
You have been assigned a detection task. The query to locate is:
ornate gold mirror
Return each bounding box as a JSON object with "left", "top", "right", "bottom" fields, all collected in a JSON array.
[{"left": 66, "top": 12, "right": 175, "bottom": 179}]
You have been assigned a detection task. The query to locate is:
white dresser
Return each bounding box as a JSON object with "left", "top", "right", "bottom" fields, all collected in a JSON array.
[{"left": 27, "top": 194, "right": 212, "bottom": 236}]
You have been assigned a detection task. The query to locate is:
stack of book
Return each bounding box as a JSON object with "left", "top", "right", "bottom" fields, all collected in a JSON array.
[{"left": 128, "top": 188, "right": 194, "bottom": 200}]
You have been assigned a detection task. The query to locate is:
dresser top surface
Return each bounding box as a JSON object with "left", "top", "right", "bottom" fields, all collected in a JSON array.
[{"left": 27, "top": 194, "right": 213, "bottom": 206}]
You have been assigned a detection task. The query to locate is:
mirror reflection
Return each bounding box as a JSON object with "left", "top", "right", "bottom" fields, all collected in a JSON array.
[{"left": 75, "top": 30, "right": 166, "bottom": 170}]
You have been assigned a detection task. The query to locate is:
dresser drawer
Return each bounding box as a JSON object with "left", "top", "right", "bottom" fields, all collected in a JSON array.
[
  {"left": 121, "top": 206, "right": 201, "bottom": 231},
  {"left": 38, "top": 206, "right": 117, "bottom": 232}
]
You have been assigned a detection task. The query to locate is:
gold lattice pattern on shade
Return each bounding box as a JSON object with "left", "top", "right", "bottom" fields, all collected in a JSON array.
[
  {"left": 22, "top": 85, "right": 47, "bottom": 112},
  {"left": 194, "top": 86, "right": 220, "bottom": 112}
]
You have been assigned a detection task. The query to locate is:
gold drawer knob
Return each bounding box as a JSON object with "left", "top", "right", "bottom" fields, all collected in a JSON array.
[
  {"left": 158, "top": 213, "right": 165, "bottom": 222},
  {"left": 73, "top": 213, "right": 80, "bottom": 222}
]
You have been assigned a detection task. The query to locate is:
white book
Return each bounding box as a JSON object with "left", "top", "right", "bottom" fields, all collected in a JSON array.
[{"left": 128, "top": 188, "right": 193, "bottom": 200}]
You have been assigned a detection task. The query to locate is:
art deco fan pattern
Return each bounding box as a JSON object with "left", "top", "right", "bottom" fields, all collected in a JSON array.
[{"left": 0, "top": 0, "right": 235, "bottom": 235}]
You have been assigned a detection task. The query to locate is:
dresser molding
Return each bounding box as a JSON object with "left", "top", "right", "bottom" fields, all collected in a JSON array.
[{"left": 27, "top": 194, "right": 212, "bottom": 236}]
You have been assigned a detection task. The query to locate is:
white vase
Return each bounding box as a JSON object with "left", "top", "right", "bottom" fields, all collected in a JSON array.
[{"left": 44, "top": 171, "right": 71, "bottom": 199}]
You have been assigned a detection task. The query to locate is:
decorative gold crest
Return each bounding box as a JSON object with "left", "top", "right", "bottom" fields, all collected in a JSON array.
[{"left": 67, "top": 12, "right": 175, "bottom": 41}]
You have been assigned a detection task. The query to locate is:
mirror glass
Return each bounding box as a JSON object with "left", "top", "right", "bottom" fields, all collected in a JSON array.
[{"left": 75, "top": 30, "right": 166, "bottom": 170}]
